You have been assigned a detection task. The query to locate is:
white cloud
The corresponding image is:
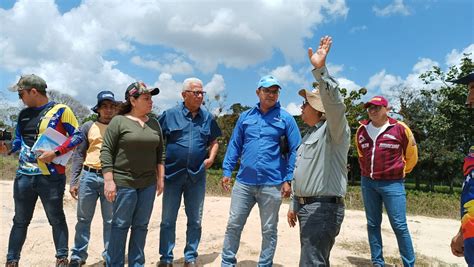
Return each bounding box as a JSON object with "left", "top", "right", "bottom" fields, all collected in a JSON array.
[
  {"left": 204, "top": 74, "right": 226, "bottom": 99},
  {"left": 373, "top": 0, "right": 410, "bottom": 17},
  {"left": 366, "top": 69, "right": 404, "bottom": 95},
  {"left": 445, "top": 44, "right": 474, "bottom": 67},
  {"left": 327, "top": 63, "right": 344, "bottom": 77},
  {"left": 284, "top": 102, "right": 301, "bottom": 116},
  {"left": 0, "top": 0, "right": 348, "bottom": 107},
  {"left": 349, "top": 25, "right": 367, "bottom": 34},
  {"left": 337, "top": 78, "right": 362, "bottom": 92},
  {"left": 269, "top": 65, "right": 305, "bottom": 85},
  {"left": 130, "top": 55, "right": 194, "bottom": 75}
]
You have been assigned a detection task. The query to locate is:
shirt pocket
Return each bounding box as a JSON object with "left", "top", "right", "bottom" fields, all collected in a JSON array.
[
  {"left": 242, "top": 119, "right": 259, "bottom": 140},
  {"left": 262, "top": 119, "right": 285, "bottom": 140},
  {"left": 168, "top": 125, "right": 188, "bottom": 147},
  {"left": 302, "top": 130, "right": 322, "bottom": 159},
  {"left": 200, "top": 127, "right": 210, "bottom": 145}
]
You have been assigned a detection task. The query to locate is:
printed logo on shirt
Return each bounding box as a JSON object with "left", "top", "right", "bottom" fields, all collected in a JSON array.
[
  {"left": 379, "top": 143, "right": 400, "bottom": 149},
  {"left": 358, "top": 135, "right": 366, "bottom": 143},
  {"left": 361, "top": 143, "right": 369, "bottom": 149},
  {"left": 383, "top": 134, "right": 397, "bottom": 140}
]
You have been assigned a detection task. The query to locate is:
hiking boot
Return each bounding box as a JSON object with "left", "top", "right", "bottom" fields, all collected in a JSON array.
[
  {"left": 5, "top": 261, "right": 18, "bottom": 267},
  {"left": 56, "top": 257, "right": 69, "bottom": 267},
  {"left": 68, "top": 259, "right": 85, "bottom": 267}
]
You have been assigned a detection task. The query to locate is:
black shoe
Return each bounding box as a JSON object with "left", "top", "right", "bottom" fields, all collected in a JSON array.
[
  {"left": 157, "top": 262, "right": 173, "bottom": 267},
  {"left": 56, "top": 257, "right": 69, "bottom": 267},
  {"left": 5, "top": 261, "right": 18, "bottom": 267},
  {"left": 184, "top": 262, "right": 198, "bottom": 267},
  {"left": 68, "top": 259, "right": 85, "bottom": 267}
]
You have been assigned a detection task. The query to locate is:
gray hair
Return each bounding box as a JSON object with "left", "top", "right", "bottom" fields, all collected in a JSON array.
[{"left": 182, "top": 77, "right": 203, "bottom": 91}]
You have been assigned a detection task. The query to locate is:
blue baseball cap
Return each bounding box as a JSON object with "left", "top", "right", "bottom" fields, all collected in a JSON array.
[
  {"left": 92, "top": 90, "right": 117, "bottom": 113},
  {"left": 257, "top": 75, "right": 281, "bottom": 89}
]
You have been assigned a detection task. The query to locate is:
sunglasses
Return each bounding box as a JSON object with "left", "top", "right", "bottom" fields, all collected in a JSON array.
[
  {"left": 260, "top": 88, "right": 280, "bottom": 96},
  {"left": 302, "top": 100, "right": 309, "bottom": 106},
  {"left": 367, "top": 105, "right": 383, "bottom": 112},
  {"left": 18, "top": 89, "right": 31, "bottom": 99},
  {"left": 185, "top": 90, "right": 206, "bottom": 97}
]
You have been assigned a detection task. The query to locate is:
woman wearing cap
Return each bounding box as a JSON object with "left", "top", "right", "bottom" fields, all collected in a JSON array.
[{"left": 100, "top": 82, "right": 164, "bottom": 266}]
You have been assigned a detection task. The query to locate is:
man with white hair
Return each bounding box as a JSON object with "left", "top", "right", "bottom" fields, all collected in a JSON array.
[
  {"left": 287, "top": 36, "right": 350, "bottom": 266},
  {"left": 158, "top": 78, "right": 222, "bottom": 267}
]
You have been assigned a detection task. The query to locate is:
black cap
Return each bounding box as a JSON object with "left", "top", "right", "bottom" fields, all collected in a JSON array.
[{"left": 92, "top": 91, "right": 117, "bottom": 113}]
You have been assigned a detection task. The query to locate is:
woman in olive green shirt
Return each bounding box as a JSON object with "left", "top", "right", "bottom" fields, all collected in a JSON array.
[{"left": 100, "top": 82, "right": 164, "bottom": 267}]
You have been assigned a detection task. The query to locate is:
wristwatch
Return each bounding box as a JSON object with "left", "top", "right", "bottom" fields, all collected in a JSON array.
[{"left": 54, "top": 150, "right": 61, "bottom": 156}]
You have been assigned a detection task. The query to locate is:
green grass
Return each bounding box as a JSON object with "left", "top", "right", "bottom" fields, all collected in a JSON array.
[{"left": 205, "top": 169, "right": 460, "bottom": 219}]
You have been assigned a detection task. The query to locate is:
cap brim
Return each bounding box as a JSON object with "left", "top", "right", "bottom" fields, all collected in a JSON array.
[
  {"left": 8, "top": 84, "right": 20, "bottom": 92},
  {"left": 149, "top": 88, "right": 160, "bottom": 96},
  {"left": 259, "top": 82, "right": 281, "bottom": 88}
]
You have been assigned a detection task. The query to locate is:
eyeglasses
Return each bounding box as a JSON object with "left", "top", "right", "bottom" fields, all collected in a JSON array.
[
  {"left": 302, "top": 100, "right": 309, "bottom": 106},
  {"left": 18, "top": 89, "right": 31, "bottom": 99},
  {"left": 260, "top": 88, "right": 280, "bottom": 96},
  {"left": 185, "top": 90, "right": 206, "bottom": 97},
  {"left": 367, "top": 105, "right": 383, "bottom": 112}
]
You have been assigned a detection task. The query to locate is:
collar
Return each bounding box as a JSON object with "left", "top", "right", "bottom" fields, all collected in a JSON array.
[{"left": 180, "top": 102, "right": 203, "bottom": 118}]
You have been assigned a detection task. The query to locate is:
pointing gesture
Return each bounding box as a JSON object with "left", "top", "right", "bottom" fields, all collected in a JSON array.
[{"left": 308, "top": 35, "right": 332, "bottom": 69}]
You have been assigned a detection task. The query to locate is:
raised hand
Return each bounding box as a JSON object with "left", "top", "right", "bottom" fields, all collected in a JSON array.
[{"left": 308, "top": 35, "right": 332, "bottom": 69}]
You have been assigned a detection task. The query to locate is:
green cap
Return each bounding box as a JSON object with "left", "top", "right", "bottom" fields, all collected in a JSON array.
[{"left": 8, "top": 74, "right": 47, "bottom": 92}]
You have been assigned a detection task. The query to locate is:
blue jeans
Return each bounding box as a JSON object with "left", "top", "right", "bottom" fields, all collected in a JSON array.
[
  {"left": 71, "top": 170, "right": 113, "bottom": 262},
  {"left": 297, "top": 201, "right": 345, "bottom": 267},
  {"left": 159, "top": 173, "right": 206, "bottom": 263},
  {"left": 221, "top": 182, "right": 282, "bottom": 267},
  {"left": 106, "top": 184, "right": 156, "bottom": 267},
  {"left": 361, "top": 176, "right": 415, "bottom": 267},
  {"left": 7, "top": 173, "right": 68, "bottom": 262}
]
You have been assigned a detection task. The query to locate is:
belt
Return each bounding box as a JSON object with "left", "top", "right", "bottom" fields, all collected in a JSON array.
[
  {"left": 83, "top": 165, "right": 102, "bottom": 174},
  {"left": 296, "top": 196, "right": 344, "bottom": 205}
]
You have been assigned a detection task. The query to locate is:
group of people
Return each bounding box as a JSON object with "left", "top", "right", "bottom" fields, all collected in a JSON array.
[{"left": 2, "top": 35, "right": 473, "bottom": 267}]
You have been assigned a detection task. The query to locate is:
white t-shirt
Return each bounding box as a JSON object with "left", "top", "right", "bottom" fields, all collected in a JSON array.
[{"left": 366, "top": 120, "right": 390, "bottom": 142}]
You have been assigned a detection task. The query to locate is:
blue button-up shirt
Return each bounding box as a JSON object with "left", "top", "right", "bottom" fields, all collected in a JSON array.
[
  {"left": 222, "top": 102, "right": 301, "bottom": 185},
  {"left": 159, "top": 103, "right": 222, "bottom": 181}
]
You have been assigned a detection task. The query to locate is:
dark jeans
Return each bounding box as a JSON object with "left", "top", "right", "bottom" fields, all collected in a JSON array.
[
  {"left": 159, "top": 173, "right": 206, "bottom": 264},
  {"left": 106, "top": 184, "right": 156, "bottom": 267},
  {"left": 7, "top": 173, "right": 68, "bottom": 262},
  {"left": 297, "top": 201, "right": 345, "bottom": 267}
]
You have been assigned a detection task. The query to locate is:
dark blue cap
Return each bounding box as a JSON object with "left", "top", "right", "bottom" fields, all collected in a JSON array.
[{"left": 92, "top": 91, "right": 116, "bottom": 113}]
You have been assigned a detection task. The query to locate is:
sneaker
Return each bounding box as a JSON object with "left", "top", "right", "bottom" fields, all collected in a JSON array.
[
  {"left": 56, "top": 257, "right": 69, "bottom": 267},
  {"left": 68, "top": 259, "right": 85, "bottom": 267},
  {"left": 5, "top": 261, "right": 18, "bottom": 267}
]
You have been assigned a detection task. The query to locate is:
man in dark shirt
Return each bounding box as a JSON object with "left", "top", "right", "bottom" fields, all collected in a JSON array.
[{"left": 4, "top": 74, "right": 83, "bottom": 267}]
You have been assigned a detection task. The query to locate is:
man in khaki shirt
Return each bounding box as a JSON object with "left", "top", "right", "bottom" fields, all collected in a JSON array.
[
  {"left": 287, "top": 36, "right": 350, "bottom": 267},
  {"left": 69, "top": 91, "right": 118, "bottom": 266}
]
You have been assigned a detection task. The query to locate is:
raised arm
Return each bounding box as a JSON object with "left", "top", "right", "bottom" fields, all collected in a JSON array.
[{"left": 309, "top": 36, "right": 349, "bottom": 143}]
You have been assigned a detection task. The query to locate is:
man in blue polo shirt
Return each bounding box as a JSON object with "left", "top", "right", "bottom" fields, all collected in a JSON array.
[
  {"left": 220, "top": 75, "right": 301, "bottom": 267},
  {"left": 158, "top": 77, "right": 221, "bottom": 267}
]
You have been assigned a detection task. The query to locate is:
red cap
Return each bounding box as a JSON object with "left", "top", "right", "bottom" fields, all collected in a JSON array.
[{"left": 364, "top": 96, "right": 388, "bottom": 108}]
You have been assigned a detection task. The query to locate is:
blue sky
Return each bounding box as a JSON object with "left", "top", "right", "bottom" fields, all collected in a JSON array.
[{"left": 0, "top": 0, "right": 473, "bottom": 115}]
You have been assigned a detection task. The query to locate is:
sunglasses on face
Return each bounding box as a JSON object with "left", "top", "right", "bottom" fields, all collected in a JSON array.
[
  {"left": 260, "top": 88, "right": 280, "bottom": 96},
  {"left": 18, "top": 89, "right": 30, "bottom": 99},
  {"left": 367, "top": 105, "right": 383, "bottom": 112},
  {"left": 185, "top": 90, "right": 206, "bottom": 97},
  {"left": 302, "top": 100, "right": 309, "bottom": 106}
]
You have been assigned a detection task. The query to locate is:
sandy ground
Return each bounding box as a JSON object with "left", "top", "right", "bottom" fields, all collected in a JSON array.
[{"left": 0, "top": 180, "right": 466, "bottom": 266}]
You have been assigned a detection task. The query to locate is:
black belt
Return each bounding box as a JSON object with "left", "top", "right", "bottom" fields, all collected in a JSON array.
[
  {"left": 296, "top": 196, "right": 344, "bottom": 205},
  {"left": 83, "top": 165, "right": 102, "bottom": 174}
]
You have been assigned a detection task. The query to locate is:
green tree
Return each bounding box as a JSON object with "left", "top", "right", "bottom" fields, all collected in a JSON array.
[{"left": 401, "top": 54, "right": 473, "bottom": 192}]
